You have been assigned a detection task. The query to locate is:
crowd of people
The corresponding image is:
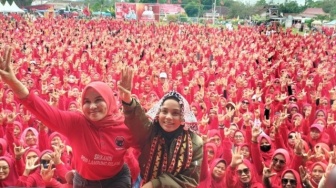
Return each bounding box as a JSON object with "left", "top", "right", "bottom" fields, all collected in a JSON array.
[{"left": 0, "top": 12, "right": 336, "bottom": 187}]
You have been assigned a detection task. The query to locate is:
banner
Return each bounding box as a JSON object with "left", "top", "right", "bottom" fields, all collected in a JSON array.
[
  {"left": 136, "top": 4, "right": 159, "bottom": 22},
  {"left": 115, "top": 3, "right": 137, "bottom": 20},
  {"left": 115, "top": 3, "right": 185, "bottom": 22}
]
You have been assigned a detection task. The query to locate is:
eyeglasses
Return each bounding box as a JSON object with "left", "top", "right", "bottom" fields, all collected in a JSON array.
[
  {"left": 242, "top": 101, "right": 249, "bottom": 105},
  {"left": 236, "top": 168, "right": 250, "bottom": 176},
  {"left": 234, "top": 135, "right": 243, "bottom": 139},
  {"left": 281, "top": 178, "right": 297, "bottom": 185},
  {"left": 272, "top": 158, "right": 285, "bottom": 165},
  {"left": 289, "top": 98, "right": 297, "bottom": 102},
  {"left": 274, "top": 81, "right": 280, "bottom": 84},
  {"left": 288, "top": 135, "right": 295, "bottom": 139},
  {"left": 209, "top": 84, "right": 215, "bottom": 86}
]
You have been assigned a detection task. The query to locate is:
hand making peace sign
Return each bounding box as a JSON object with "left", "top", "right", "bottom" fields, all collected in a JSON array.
[{"left": 118, "top": 66, "right": 134, "bottom": 104}]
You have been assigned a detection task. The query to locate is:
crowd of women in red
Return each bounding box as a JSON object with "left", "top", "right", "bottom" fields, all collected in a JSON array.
[{"left": 0, "top": 13, "right": 336, "bottom": 187}]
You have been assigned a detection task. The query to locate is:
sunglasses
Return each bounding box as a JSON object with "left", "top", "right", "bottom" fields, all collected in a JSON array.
[
  {"left": 289, "top": 98, "right": 297, "bottom": 101},
  {"left": 236, "top": 168, "right": 250, "bottom": 176},
  {"left": 281, "top": 178, "right": 297, "bottom": 185},
  {"left": 242, "top": 101, "right": 249, "bottom": 105},
  {"left": 288, "top": 135, "right": 295, "bottom": 139},
  {"left": 272, "top": 158, "right": 285, "bottom": 165},
  {"left": 209, "top": 84, "right": 215, "bottom": 86}
]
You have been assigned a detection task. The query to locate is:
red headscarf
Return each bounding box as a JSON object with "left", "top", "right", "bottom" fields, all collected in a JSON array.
[
  {"left": 281, "top": 169, "right": 303, "bottom": 188},
  {"left": 0, "top": 156, "right": 19, "bottom": 187},
  {"left": 81, "top": 81, "right": 124, "bottom": 127},
  {"left": 310, "top": 162, "right": 327, "bottom": 188},
  {"left": 198, "top": 158, "right": 226, "bottom": 188}
]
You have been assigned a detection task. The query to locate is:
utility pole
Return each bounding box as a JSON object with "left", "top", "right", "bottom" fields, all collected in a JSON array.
[{"left": 212, "top": 0, "right": 217, "bottom": 24}]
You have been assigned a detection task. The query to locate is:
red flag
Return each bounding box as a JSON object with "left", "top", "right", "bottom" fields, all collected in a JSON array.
[{"left": 83, "top": 6, "right": 91, "bottom": 16}]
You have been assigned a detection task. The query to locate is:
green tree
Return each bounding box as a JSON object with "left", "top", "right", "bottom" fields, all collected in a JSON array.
[
  {"left": 184, "top": 2, "right": 201, "bottom": 17},
  {"left": 255, "top": 0, "right": 267, "bottom": 6},
  {"left": 139, "top": 0, "right": 157, "bottom": 3},
  {"left": 278, "top": 1, "right": 304, "bottom": 13}
]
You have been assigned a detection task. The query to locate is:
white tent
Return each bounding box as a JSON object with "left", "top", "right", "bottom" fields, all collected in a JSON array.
[
  {"left": 0, "top": 1, "right": 25, "bottom": 13},
  {"left": 10, "top": 1, "right": 25, "bottom": 13}
]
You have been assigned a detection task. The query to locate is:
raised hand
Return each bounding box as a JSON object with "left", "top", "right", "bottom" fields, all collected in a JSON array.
[
  {"left": 251, "top": 126, "right": 262, "bottom": 140},
  {"left": 0, "top": 47, "right": 15, "bottom": 82},
  {"left": 224, "top": 127, "right": 232, "bottom": 137},
  {"left": 25, "top": 157, "right": 40, "bottom": 172},
  {"left": 13, "top": 143, "right": 29, "bottom": 159},
  {"left": 262, "top": 162, "right": 276, "bottom": 179},
  {"left": 118, "top": 66, "right": 134, "bottom": 104},
  {"left": 6, "top": 111, "right": 19, "bottom": 124},
  {"left": 230, "top": 147, "right": 244, "bottom": 168},
  {"left": 0, "top": 47, "right": 29, "bottom": 99},
  {"left": 325, "top": 154, "right": 335, "bottom": 179},
  {"left": 40, "top": 161, "right": 56, "bottom": 182},
  {"left": 51, "top": 145, "right": 63, "bottom": 165},
  {"left": 293, "top": 132, "right": 304, "bottom": 155},
  {"left": 200, "top": 115, "right": 209, "bottom": 126},
  {"left": 299, "top": 165, "right": 311, "bottom": 184}
]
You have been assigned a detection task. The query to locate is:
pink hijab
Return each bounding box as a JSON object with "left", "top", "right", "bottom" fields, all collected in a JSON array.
[
  {"left": 81, "top": 81, "right": 124, "bottom": 127},
  {"left": 0, "top": 156, "right": 19, "bottom": 187}
]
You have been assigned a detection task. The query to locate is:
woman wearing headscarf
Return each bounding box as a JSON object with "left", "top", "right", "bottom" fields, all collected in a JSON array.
[
  {"left": 48, "top": 132, "right": 73, "bottom": 170},
  {"left": 198, "top": 158, "right": 226, "bottom": 188},
  {"left": 225, "top": 147, "right": 263, "bottom": 188},
  {"left": 309, "top": 162, "right": 327, "bottom": 188},
  {"left": 0, "top": 156, "right": 19, "bottom": 187},
  {"left": 0, "top": 47, "right": 134, "bottom": 187},
  {"left": 280, "top": 169, "right": 303, "bottom": 188},
  {"left": 119, "top": 66, "right": 203, "bottom": 188},
  {"left": 16, "top": 149, "right": 62, "bottom": 187}
]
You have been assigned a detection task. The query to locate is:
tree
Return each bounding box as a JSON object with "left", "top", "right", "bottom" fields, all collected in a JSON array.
[
  {"left": 255, "top": 0, "right": 267, "bottom": 6},
  {"left": 278, "top": 1, "right": 304, "bottom": 13},
  {"left": 184, "top": 2, "right": 201, "bottom": 17},
  {"left": 139, "top": 0, "right": 157, "bottom": 3}
]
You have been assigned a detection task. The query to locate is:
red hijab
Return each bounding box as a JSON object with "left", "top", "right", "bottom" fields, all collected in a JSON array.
[
  {"left": 281, "top": 169, "right": 303, "bottom": 188},
  {"left": 199, "top": 158, "right": 226, "bottom": 188},
  {"left": 0, "top": 156, "right": 19, "bottom": 187},
  {"left": 310, "top": 162, "right": 327, "bottom": 188},
  {"left": 81, "top": 81, "right": 124, "bottom": 127}
]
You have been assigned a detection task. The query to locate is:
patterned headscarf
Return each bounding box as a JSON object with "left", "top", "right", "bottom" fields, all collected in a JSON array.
[
  {"left": 142, "top": 91, "right": 196, "bottom": 184},
  {"left": 146, "top": 90, "right": 198, "bottom": 132}
]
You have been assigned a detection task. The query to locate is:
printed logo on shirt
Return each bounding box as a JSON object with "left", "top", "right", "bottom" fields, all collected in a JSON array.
[{"left": 115, "top": 136, "right": 125, "bottom": 149}]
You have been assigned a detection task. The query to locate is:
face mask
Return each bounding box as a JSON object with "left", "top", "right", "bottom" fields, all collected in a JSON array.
[{"left": 260, "top": 145, "right": 271, "bottom": 152}]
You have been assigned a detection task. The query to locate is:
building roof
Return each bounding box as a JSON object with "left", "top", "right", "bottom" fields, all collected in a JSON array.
[{"left": 300, "top": 8, "right": 328, "bottom": 18}]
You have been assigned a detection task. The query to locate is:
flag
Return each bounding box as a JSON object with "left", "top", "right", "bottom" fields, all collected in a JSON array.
[{"left": 83, "top": 4, "right": 91, "bottom": 16}]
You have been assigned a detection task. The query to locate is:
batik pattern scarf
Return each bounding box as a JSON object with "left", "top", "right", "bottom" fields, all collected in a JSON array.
[{"left": 143, "top": 130, "right": 193, "bottom": 183}]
